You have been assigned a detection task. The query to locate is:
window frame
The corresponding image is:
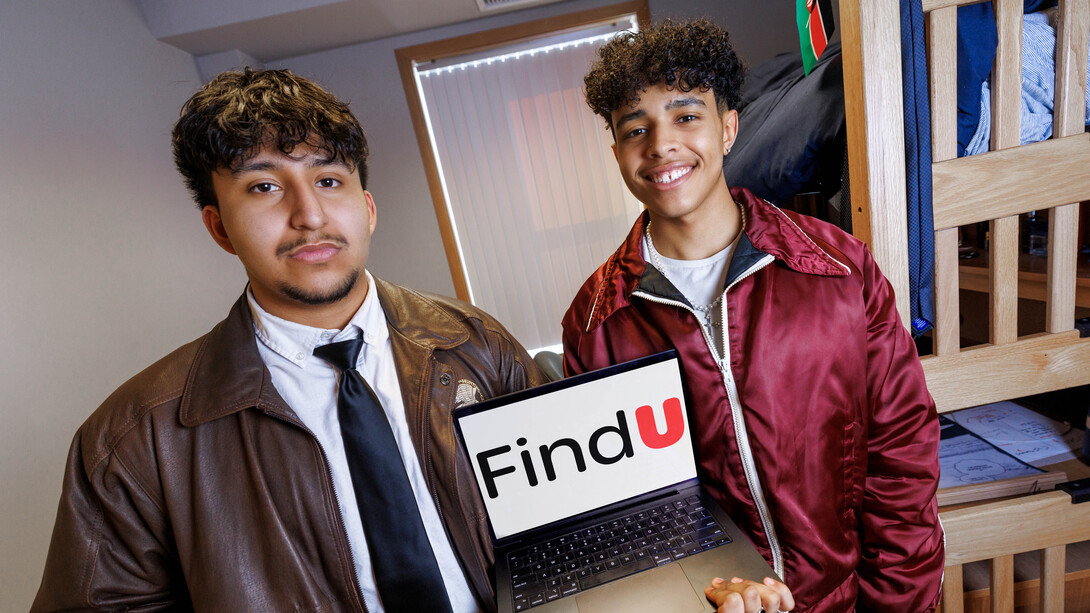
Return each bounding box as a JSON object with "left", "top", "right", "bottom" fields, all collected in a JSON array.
[{"left": 395, "top": 0, "right": 650, "bottom": 301}]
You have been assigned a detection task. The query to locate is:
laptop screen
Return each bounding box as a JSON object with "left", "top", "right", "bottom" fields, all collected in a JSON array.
[{"left": 454, "top": 352, "right": 697, "bottom": 540}]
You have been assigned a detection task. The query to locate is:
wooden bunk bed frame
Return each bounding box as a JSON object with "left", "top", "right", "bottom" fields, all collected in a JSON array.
[{"left": 840, "top": 0, "right": 1090, "bottom": 610}]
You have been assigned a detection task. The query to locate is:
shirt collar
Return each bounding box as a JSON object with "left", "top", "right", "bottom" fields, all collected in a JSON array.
[{"left": 247, "top": 270, "right": 388, "bottom": 367}]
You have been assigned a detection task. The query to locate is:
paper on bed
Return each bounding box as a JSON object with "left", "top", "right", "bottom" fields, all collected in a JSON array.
[{"left": 948, "top": 401, "right": 1083, "bottom": 466}]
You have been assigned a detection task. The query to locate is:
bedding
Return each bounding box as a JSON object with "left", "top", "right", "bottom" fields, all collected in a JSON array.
[
  {"left": 722, "top": 41, "right": 845, "bottom": 207},
  {"left": 964, "top": 10, "right": 1090, "bottom": 156}
]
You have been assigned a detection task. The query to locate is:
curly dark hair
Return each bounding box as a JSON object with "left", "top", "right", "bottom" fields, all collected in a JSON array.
[
  {"left": 172, "top": 68, "right": 369, "bottom": 209},
  {"left": 584, "top": 18, "right": 745, "bottom": 130}
]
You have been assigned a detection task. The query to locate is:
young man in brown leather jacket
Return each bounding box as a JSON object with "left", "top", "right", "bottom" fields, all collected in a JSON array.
[{"left": 33, "top": 68, "right": 546, "bottom": 612}]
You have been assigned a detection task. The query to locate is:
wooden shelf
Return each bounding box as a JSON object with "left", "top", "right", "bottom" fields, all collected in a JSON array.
[{"left": 959, "top": 264, "right": 1090, "bottom": 309}]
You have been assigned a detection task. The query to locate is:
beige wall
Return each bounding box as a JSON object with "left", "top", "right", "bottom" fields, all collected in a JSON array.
[
  {"left": 0, "top": 0, "right": 795, "bottom": 609},
  {"left": 0, "top": 2, "right": 246, "bottom": 609}
]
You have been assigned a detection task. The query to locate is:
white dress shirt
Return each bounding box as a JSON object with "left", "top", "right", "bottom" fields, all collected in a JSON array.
[{"left": 247, "top": 271, "right": 479, "bottom": 612}]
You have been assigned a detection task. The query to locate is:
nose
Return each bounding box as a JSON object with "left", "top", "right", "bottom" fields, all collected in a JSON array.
[
  {"left": 288, "top": 185, "right": 327, "bottom": 230},
  {"left": 646, "top": 126, "right": 678, "bottom": 158}
]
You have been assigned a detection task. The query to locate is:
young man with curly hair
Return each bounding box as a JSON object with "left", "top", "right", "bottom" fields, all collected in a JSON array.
[
  {"left": 562, "top": 19, "right": 944, "bottom": 613},
  {"left": 32, "top": 68, "right": 546, "bottom": 612}
]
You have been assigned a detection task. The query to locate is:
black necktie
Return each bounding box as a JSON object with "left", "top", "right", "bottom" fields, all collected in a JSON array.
[{"left": 313, "top": 338, "right": 454, "bottom": 613}]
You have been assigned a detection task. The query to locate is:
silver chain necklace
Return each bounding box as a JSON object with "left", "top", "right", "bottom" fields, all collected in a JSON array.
[{"left": 644, "top": 220, "right": 722, "bottom": 330}]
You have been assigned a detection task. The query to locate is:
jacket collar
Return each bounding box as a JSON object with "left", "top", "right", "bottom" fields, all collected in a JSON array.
[
  {"left": 373, "top": 277, "right": 469, "bottom": 352},
  {"left": 180, "top": 277, "right": 470, "bottom": 427},
  {"left": 585, "top": 187, "right": 850, "bottom": 332}
]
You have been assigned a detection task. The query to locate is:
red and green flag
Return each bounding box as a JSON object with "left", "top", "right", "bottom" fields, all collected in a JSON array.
[{"left": 797, "top": 0, "right": 835, "bottom": 75}]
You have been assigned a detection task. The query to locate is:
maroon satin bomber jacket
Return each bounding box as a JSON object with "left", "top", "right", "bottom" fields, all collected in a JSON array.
[{"left": 562, "top": 188, "right": 944, "bottom": 613}]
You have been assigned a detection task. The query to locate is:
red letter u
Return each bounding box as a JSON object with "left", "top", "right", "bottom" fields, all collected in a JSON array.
[{"left": 634, "top": 398, "right": 685, "bottom": 449}]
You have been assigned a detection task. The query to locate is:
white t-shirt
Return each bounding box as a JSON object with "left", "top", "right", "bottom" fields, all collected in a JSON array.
[{"left": 642, "top": 235, "right": 737, "bottom": 354}]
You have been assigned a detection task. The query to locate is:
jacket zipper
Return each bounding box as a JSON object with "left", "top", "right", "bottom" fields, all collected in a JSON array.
[
  {"left": 718, "top": 254, "right": 783, "bottom": 578},
  {"left": 631, "top": 251, "right": 784, "bottom": 578},
  {"left": 264, "top": 410, "right": 370, "bottom": 613}
]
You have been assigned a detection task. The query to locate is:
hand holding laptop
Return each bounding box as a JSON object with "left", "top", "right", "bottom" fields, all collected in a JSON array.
[{"left": 703, "top": 576, "right": 794, "bottom": 612}]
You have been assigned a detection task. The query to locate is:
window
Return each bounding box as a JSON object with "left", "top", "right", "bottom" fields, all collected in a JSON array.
[{"left": 397, "top": 1, "right": 649, "bottom": 352}]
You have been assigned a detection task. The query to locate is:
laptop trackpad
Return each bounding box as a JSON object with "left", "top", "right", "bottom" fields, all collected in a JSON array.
[{"left": 574, "top": 563, "right": 705, "bottom": 613}]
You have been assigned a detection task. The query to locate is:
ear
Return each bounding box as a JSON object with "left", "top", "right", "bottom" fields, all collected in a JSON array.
[
  {"left": 721, "top": 108, "right": 739, "bottom": 155},
  {"left": 202, "top": 206, "right": 237, "bottom": 255},
  {"left": 611, "top": 143, "right": 618, "bottom": 161},
  {"left": 364, "top": 190, "right": 377, "bottom": 236}
]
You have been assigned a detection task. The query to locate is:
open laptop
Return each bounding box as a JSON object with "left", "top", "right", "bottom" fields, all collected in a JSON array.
[{"left": 452, "top": 350, "right": 777, "bottom": 612}]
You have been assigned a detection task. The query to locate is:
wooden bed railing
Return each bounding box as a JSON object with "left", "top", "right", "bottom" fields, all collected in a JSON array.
[
  {"left": 841, "top": 0, "right": 1090, "bottom": 611},
  {"left": 842, "top": 0, "right": 1090, "bottom": 414},
  {"left": 941, "top": 489, "right": 1090, "bottom": 613}
]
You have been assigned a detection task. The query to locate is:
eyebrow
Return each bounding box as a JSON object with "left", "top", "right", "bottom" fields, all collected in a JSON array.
[
  {"left": 231, "top": 155, "right": 347, "bottom": 175},
  {"left": 665, "top": 96, "right": 707, "bottom": 111},
  {"left": 615, "top": 96, "right": 708, "bottom": 129},
  {"left": 233, "top": 160, "right": 278, "bottom": 174},
  {"left": 615, "top": 109, "right": 645, "bottom": 128}
]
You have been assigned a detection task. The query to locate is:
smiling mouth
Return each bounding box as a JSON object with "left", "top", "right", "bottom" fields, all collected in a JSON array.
[{"left": 646, "top": 166, "right": 693, "bottom": 185}]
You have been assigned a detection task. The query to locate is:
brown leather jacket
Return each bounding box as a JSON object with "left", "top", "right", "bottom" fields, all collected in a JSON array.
[{"left": 32, "top": 278, "right": 547, "bottom": 612}]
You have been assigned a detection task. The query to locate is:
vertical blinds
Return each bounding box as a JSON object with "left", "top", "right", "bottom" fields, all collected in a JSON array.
[{"left": 415, "top": 25, "right": 642, "bottom": 352}]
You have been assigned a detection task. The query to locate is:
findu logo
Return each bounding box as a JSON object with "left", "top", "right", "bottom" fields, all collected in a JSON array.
[{"left": 475, "top": 398, "right": 685, "bottom": 499}]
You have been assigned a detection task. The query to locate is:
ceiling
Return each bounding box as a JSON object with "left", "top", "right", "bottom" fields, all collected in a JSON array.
[{"left": 136, "top": 0, "right": 569, "bottom": 63}]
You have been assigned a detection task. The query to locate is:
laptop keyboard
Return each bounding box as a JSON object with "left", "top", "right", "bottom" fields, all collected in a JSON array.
[{"left": 506, "top": 496, "right": 732, "bottom": 610}]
